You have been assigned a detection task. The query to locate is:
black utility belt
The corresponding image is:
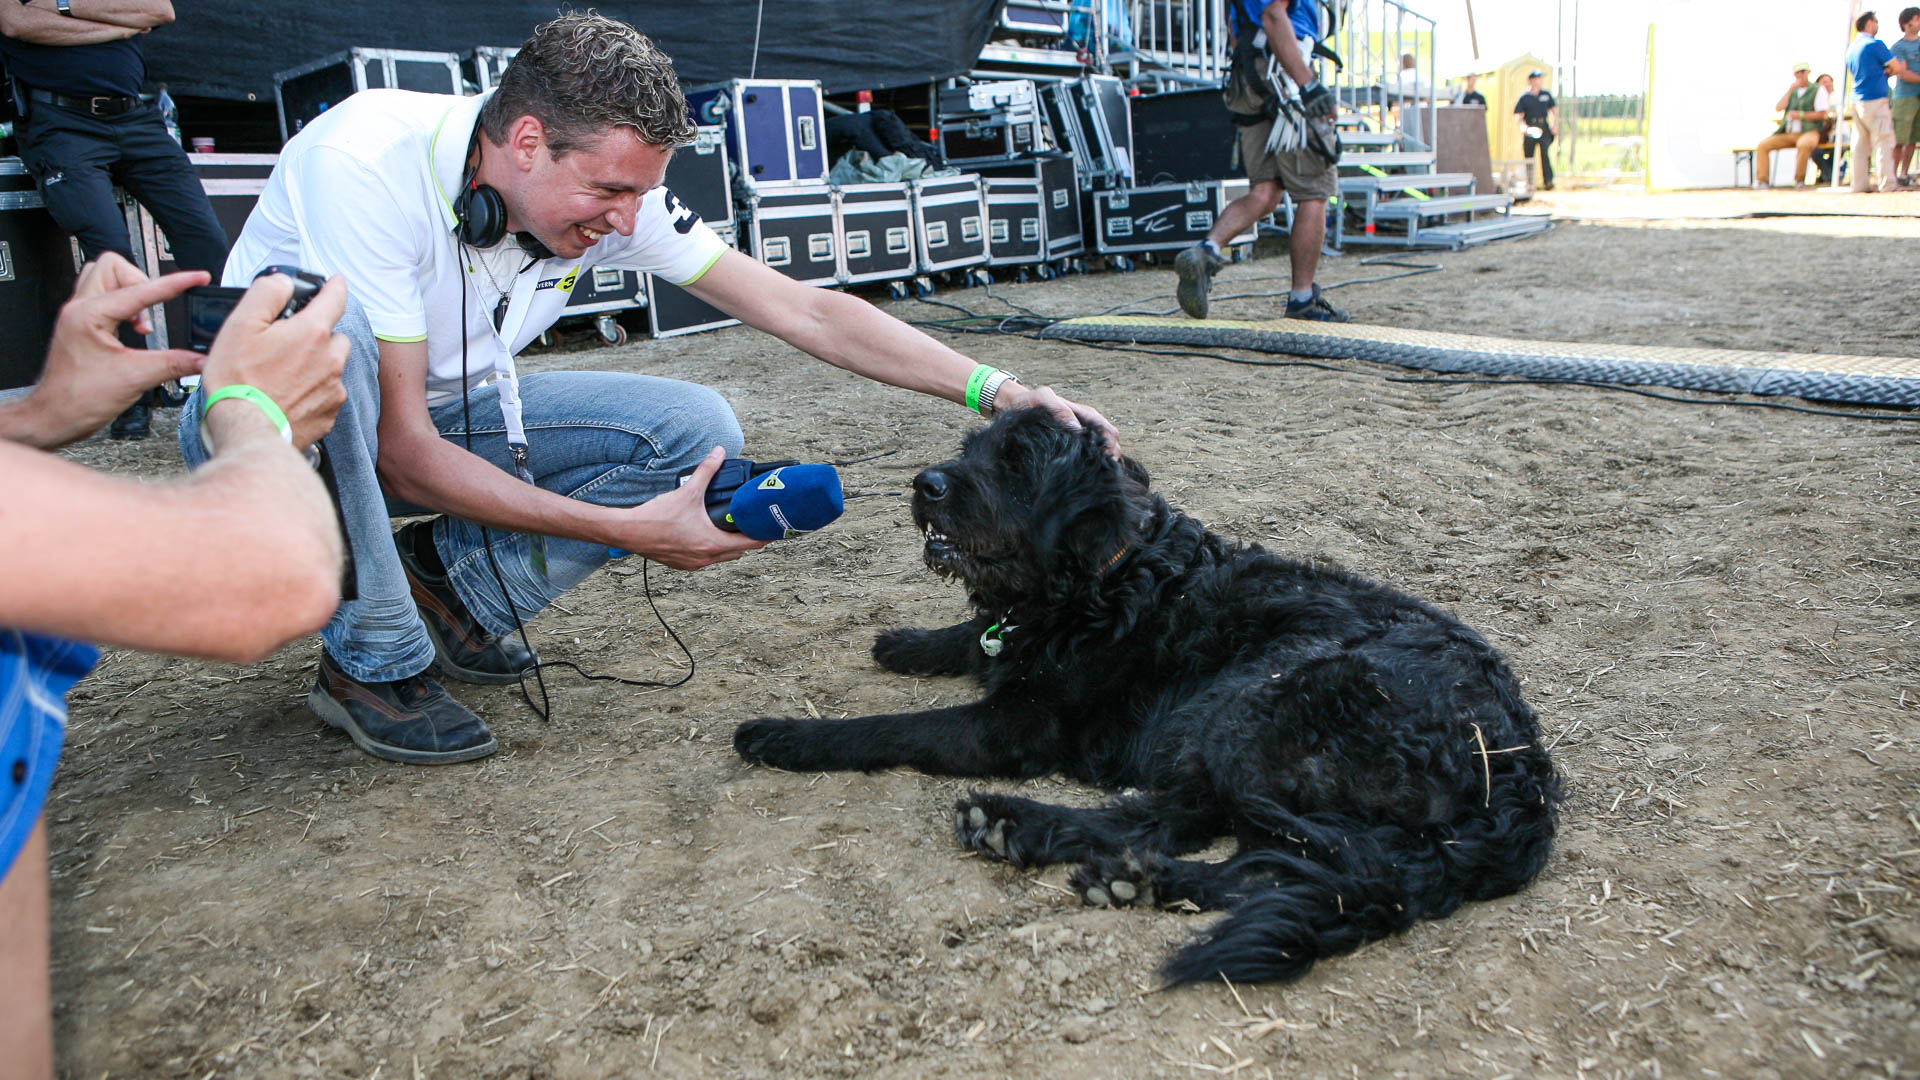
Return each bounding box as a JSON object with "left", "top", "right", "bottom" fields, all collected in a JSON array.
[{"left": 27, "top": 87, "right": 145, "bottom": 118}]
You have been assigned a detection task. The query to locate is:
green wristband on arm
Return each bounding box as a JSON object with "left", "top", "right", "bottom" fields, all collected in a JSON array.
[
  {"left": 964, "top": 364, "right": 996, "bottom": 415},
  {"left": 201, "top": 384, "right": 292, "bottom": 444}
]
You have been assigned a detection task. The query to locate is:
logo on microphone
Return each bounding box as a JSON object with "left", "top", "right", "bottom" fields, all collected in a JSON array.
[
  {"left": 769, "top": 504, "right": 801, "bottom": 538},
  {"left": 759, "top": 473, "right": 786, "bottom": 490}
]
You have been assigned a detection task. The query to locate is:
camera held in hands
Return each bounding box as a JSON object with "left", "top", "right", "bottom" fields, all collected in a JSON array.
[{"left": 183, "top": 265, "right": 328, "bottom": 353}]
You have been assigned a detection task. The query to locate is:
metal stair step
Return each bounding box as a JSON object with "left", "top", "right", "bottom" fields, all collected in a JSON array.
[
  {"left": 1419, "top": 214, "right": 1553, "bottom": 247},
  {"left": 1337, "top": 171, "right": 1476, "bottom": 194},
  {"left": 1336, "top": 130, "right": 1400, "bottom": 147},
  {"left": 1373, "top": 193, "right": 1514, "bottom": 219},
  {"left": 1336, "top": 150, "right": 1437, "bottom": 170}
]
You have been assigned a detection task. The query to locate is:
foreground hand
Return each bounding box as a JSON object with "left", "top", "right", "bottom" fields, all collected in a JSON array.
[
  {"left": 14, "top": 253, "right": 208, "bottom": 448},
  {"left": 200, "top": 274, "right": 350, "bottom": 451},
  {"left": 609, "top": 446, "right": 768, "bottom": 570},
  {"left": 994, "top": 383, "right": 1122, "bottom": 457}
]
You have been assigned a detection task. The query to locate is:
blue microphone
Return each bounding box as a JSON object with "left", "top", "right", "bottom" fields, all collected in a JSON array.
[
  {"left": 719, "top": 463, "right": 844, "bottom": 540},
  {"left": 609, "top": 458, "right": 845, "bottom": 556}
]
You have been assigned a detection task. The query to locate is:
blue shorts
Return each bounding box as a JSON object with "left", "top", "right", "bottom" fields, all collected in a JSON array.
[{"left": 1, "top": 630, "right": 98, "bottom": 881}]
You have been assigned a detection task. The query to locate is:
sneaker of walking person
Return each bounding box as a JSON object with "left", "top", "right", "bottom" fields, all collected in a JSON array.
[
  {"left": 1284, "top": 284, "right": 1350, "bottom": 322},
  {"left": 1174, "top": 241, "right": 1231, "bottom": 319}
]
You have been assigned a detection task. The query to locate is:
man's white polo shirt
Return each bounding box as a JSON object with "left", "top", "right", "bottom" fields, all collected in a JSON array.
[{"left": 225, "top": 89, "right": 729, "bottom": 415}]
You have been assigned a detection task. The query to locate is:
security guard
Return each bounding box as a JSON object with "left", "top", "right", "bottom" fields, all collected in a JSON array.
[{"left": 0, "top": 0, "right": 226, "bottom": 439}]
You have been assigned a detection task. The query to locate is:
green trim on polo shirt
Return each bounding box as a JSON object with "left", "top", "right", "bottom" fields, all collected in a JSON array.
[
  {"left": 374, "top": 332, "right": 429, "bottom": 343},
  {"left": 670, "top": 245, "right": 729, "bottom": 288}
]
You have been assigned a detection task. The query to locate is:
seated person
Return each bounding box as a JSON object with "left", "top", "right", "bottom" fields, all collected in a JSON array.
[
  {"left": 1755, "top": 61, "right": 1831, "bottom": 187},
  {"left": 0, "top": 254, "right": 352, "bottom": 1078},
  {"left": 1812, "top": 73, "right": 1841, "bottom": 182}
]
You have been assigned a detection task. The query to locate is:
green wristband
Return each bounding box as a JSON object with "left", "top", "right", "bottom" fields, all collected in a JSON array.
[
  {"left": 964, "top": 364, "right": 996, "bottom": 416},
  {"left": 201, "top": 383, "right": 292, "bottom": 444}
]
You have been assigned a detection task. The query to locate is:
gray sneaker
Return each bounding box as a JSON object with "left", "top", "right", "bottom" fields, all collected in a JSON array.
[
  {"left": 1284, "top": 284, "right": 1350, "bottom": 323},
  {"left": 1174, "top": 243, "right": 1230, "bottom": 319}
]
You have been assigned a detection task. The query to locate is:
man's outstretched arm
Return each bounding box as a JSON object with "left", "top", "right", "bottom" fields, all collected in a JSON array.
[{"left": 685, "top": 249, "right": 1121, "bottom": 454}]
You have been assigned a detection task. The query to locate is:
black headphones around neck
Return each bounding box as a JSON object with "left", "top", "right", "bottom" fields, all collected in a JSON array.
[
  {"left": 453, "top": 129, "right": 509, "bottom": 249},
  {"left": 452, "top": 126, "right": 557, "bottom": 260}
]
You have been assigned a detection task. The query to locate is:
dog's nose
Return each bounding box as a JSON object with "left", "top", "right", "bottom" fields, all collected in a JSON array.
[{"left": 914, "top": 469, "right": 950, "bottom": 502}]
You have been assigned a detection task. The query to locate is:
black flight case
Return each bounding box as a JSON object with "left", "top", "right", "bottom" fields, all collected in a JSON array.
[
  {"left": 909, "top": 175, "right": 989, "bottom": 292},
  {"left": 0, "top": 157, "right": 83, "bottom": 389},
  {"left": 834, "top": 182, "right": 916, "bottom": 292},
  {"left": 743, "top": 182, "right": 840, "bottom": 288},
  {"left": 976, "top": 154, "right": 1084, "bottom": 274},
  {"left": 274, "top": 48, "right": 464, "bottom": 141}
]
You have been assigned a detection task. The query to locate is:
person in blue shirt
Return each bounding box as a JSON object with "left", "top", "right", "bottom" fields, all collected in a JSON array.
[
  {"left": 0, "top": 257, "right": 350, "bottom": 1078},
  {"left": 1888, "top": 7, "right": 1920, "bottom": 185},
  {"left": 1175, "top": 0, "right": 1349, "bottom": 323},
  {"left": 1846, "top": 10, "right": 1917, "bottom": 191}
]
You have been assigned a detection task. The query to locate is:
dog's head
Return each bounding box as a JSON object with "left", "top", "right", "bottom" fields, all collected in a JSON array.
[{"left": 912, "top": 408, "right": 1151, "bottom": 610}]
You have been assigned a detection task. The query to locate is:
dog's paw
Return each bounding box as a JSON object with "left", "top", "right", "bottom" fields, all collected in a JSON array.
[
  {"left": 953, "top": 794, "right": 1035, "bottom": 868},
  {"left": 733, "top": 718, "right": 809, "bottom": 769},
  {"left": 1070, "top": 853, "right": 1157, "bottom": 909},
  {"left": 872, "top": 627, "right": 969, "bottom": 677}
]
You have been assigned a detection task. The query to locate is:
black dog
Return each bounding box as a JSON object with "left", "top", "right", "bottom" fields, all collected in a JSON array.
[{"left": 735, "top": 409, "right": 1560, "bottom": 985}]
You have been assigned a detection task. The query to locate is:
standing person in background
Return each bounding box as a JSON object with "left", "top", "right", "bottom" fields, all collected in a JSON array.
[
  {"left": 0, "top": 0, "right": 228, "bottom": 439},
  {"left": 1846, "top": 10, "right": 1916, "bottom": 192},
  {"left": 1514, "top": 70, "right": 1558, "bottom": 191},
  {"left": 1175, "top": 0, "right": 1348, "bottom": 323},
  {"left": 1455, "top": 72, "right": 1486, "bottom": 107},
  {"left": 1888, "top": 7, "right": 1920, "bottom": 185},
  {"left": 1754, "top": 62, "right": 1830, "bottom": 188}
]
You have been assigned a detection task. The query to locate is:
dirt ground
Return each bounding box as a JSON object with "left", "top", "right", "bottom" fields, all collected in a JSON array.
[{"left": 47, "top": 189, "right": 1920, "bottom": 1079}]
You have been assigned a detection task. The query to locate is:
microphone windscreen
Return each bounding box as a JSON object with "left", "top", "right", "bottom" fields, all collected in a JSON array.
[{"left": 726, "top": 464, "right": 844, "bottom": 540}]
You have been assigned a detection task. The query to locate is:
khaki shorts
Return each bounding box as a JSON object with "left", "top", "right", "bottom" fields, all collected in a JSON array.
[
  {"left": 1238, "top": 118, "right": 1339, "bottom": 201},
  {"left": 1893, "top": 95, "right": 1920, "bottom": 144}
]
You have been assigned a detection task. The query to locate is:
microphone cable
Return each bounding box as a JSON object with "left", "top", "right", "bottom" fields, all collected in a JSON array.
[
  {"left": 456, "top": 239, "right": 699, "bottom": 726},
  {"left": 453, "top": 250, "right": 909, "bottom": 719}
]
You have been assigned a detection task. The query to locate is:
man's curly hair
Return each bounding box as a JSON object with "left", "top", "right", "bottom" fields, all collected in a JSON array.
[{"left": 480, "top": 11, "right": 696, "bottom": 155}]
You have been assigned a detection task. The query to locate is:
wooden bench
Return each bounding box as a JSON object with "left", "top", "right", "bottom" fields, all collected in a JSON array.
[{"left": 1731, "top": 143, "right": 1836, "bottom": 187}]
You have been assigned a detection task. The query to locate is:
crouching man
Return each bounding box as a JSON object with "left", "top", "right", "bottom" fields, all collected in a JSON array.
[{"left": 186, "top": 12, "right": 1119, "bottom": 764}]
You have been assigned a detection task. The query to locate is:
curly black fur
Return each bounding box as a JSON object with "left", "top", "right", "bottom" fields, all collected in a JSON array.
[{"left": 735, "top": 409, "right": 1561, "bottom": 986}]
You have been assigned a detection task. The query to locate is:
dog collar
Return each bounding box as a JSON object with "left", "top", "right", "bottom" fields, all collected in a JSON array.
[
  {"left": 1098, "top": 545, "right": 1131, "bottom": 575},
  {"left": 979, "top": 618, "right": 1018, "bottom": 657}
]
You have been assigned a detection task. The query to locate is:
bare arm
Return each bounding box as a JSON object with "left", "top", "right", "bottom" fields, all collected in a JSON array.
[
  {"left": 0, "top": 3, "right": 141, "bottom": 44},
  {"left": 369, "top": 337, "right": 761, "bottom": 570},
  {"left": 1259, "top": 5, "right": 1314, "bottom": 88},
  {"left": 0, "top": 411, "right": 341, "bottom": 662},
  {"left": 686, "top": 250, "right": 1119, "bottom": 450},
  {"left": 1775, "top": 87, "right": 1793, "bottom": 111},
  {"left": 22, "top": 0, "right": 170, "bottom": 28}
]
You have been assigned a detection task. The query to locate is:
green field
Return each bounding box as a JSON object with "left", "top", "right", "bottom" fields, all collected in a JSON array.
[{"left": 1561, "top": 109, "right": 1645, "bottom": 178}]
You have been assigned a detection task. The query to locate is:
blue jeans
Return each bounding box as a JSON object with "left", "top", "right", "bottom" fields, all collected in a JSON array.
[{"left": 179, "top": 301, "right": 742, "bottom": 684}]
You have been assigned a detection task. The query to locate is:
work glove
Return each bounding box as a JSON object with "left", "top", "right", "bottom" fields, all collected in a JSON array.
[{"left": 1300, "top": 79, "right": 1335, "bottom": 120}]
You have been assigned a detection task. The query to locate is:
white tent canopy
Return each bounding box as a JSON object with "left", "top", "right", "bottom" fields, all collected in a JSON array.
[{"left": 1646, "top": 0, "right": 1860, "bottom": 188}]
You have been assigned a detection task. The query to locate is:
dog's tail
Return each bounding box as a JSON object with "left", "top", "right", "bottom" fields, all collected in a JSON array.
[{"left": 1161, "top": 756, "right": 1558, "bottom": 986}]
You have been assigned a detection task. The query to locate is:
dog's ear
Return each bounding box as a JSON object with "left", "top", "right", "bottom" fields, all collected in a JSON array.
[{"left": 1035, "top": 433, "right": 1145, "bottom": 579}]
